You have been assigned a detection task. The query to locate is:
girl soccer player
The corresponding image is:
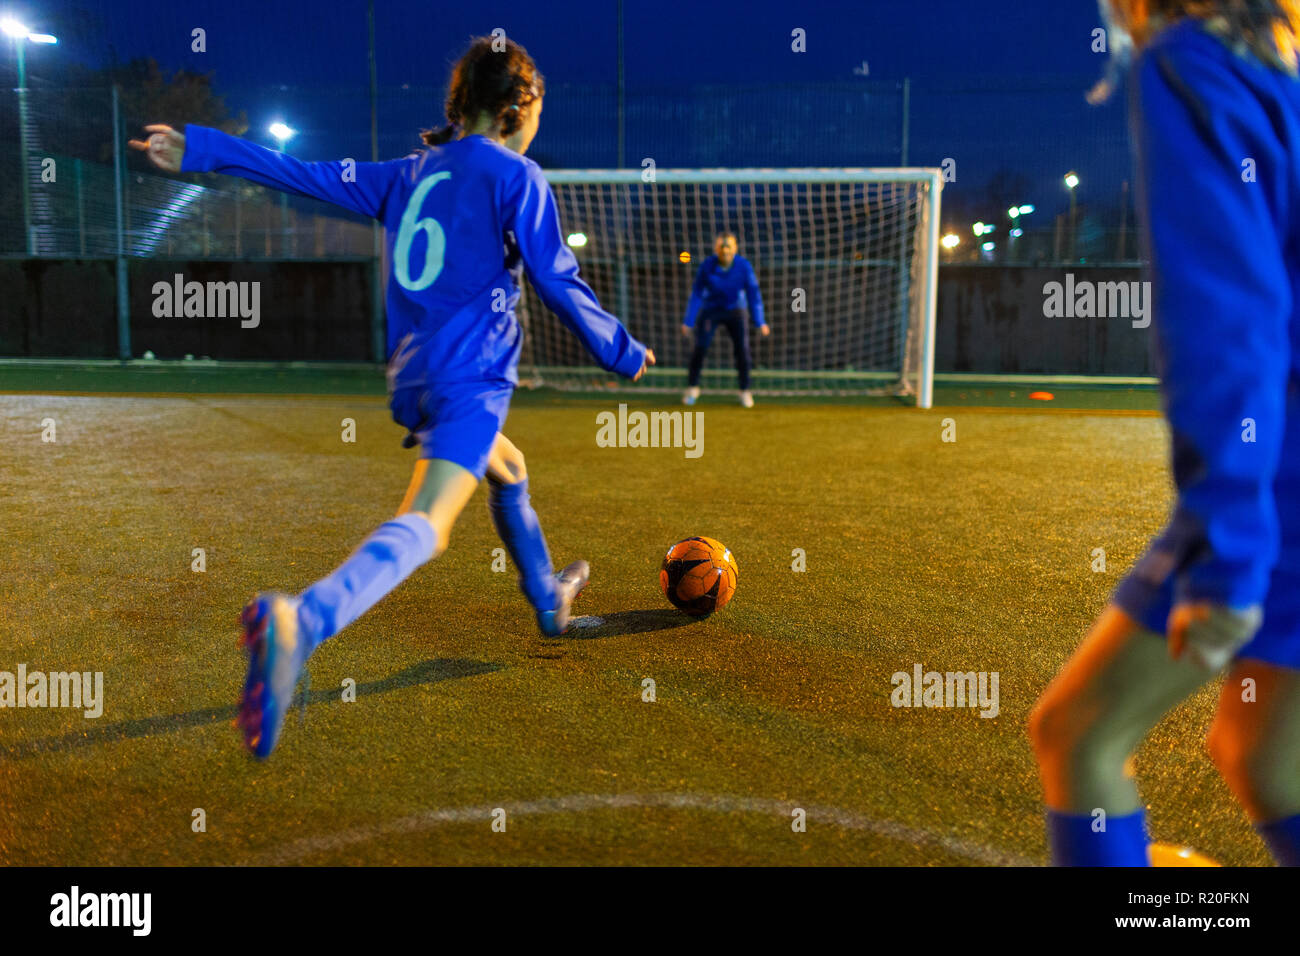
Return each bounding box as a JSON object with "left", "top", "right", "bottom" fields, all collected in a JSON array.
[
  {"left": 1029, "top": 0, "right": 1300, "bottom": 866},
  {"left": 680, "top": 231, "right": 769, "bottom": 407},
  {"left": 131, "top": 37, "right": 654, "bottom": 759}
]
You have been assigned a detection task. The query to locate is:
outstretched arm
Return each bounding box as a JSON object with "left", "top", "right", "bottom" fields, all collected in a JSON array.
[
  {"left": 507, "top": 162, "right": 652, "bottom": 380},
  {"left": 131, "top": 124, "right": 404, "bottom": 220}
]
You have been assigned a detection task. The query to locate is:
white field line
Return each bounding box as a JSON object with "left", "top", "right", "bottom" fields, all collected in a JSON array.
[{"left": 254, "top": 791, "right": 1036, "bottom": 866}]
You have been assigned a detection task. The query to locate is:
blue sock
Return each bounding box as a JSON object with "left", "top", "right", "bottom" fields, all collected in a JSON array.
[
  {"left": 1256, "top": 814, "right": 1300, "bottom": 866},
  {"left": 488, "top": 477, "right": 558, "bottom": 611},
  {"left": 1046, "top": 808, "right": 1150, "bottom": 866},
  {"left": 297, "top": 512, "right": 436, "bottom": 648}
]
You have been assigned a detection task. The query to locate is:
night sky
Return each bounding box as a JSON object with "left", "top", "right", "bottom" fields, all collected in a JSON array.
[{"left": 10, "top": 0, "right": 1129, "bottom": 227}]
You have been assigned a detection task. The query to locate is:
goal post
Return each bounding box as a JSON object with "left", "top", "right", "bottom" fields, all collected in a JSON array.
[{"left": 518, "top": 168, "right": 943, "bottom": 408}]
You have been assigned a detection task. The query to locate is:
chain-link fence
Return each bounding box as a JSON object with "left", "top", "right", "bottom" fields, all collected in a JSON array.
[
  {"left": 0, "top": 86, "right": 375, "bottom": 259},
  {"left": 0, "top": 78, "right": 1136, "bottom": 263}
]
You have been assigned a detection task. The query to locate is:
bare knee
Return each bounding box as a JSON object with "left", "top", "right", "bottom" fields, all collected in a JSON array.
[
  {"left": 1205, "top": 716, "right": 1236, "bottom": 775},
  {"left": 495, "top": 455, "right": 526, "bottom": 485},
  {"left": 1207, "top": 718, "right": 1262, "bottom": 811},
  {"left": 1207, "top": 720, "right": 1296, "bottom": 820},
  {"left": 1029, "top": 685, "right": 1135, "bottom": 803},
  {"left": 1029, "top": 687, "right": 1077, "bottom": 761},
  {"left": 487, "top": 435, "right": 527, "bottom": 485}
]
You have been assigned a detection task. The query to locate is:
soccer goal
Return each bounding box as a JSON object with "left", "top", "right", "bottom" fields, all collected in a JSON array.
[{"left": 517, "top": 168, "right": 943, "bottom": 408}]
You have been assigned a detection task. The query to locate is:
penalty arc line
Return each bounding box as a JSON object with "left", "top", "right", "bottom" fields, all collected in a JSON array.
[{"left": 253, "top": 791, "right": 1037, "bottom": 866}]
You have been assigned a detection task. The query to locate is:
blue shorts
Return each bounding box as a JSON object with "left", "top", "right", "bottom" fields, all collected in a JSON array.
[
  {"left": 390, "top": 381, "right": 513, "bottom": 481},
  {"left": 1113, "top": 421, "right": 1300, "bottom": 669},
  {"left": 1114, "top": 545, "right": 1300, "bottom": 668}
]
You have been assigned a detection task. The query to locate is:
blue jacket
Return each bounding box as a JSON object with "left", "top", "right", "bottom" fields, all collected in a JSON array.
[
  {"left": 1131, "top": 20, "right": 1300, "bottom": 608},
  {"left": 682, "top": 254, "right": 766, "bottom": 328}
]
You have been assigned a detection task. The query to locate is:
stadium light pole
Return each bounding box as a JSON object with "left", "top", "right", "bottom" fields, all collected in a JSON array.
[
  {"left": 1065, "top": 172, "right": 1080, "bottom": 260},
  {"left": 270, "top": 122, "right": 296, "bottom": 256},
  {"left": 1008, "top": 203, "right": 1033, "bottom": 262},
  {"left": 3, "top": 17, "right": 58, "bottom": 255}
]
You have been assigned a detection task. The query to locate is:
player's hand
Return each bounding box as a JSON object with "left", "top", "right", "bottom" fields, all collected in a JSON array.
[
  {"left": 1167, "top": 601, "right": 1262, "bottom": 672},
  {"left": 128, "top": 124, "right": 186, "bottom": 173},
  {"left": 632, "top": 348, "right": 656, "bottom": 382},
  {"left": 758, "top": 324, "right": 771, "bottom": 337},
  {"left": 680, "top": 324, "right": 692, "bottom": 338}
]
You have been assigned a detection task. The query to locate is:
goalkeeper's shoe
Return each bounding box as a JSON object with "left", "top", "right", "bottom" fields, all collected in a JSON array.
[
  {"left": 237, "top": 592, "right": 310, "bottom": 760},
  {"left": 739, "top": 390, "right": 755, "bottom": 408},
  {"left": 536, "top": 560, "right": 590, "bottom": 637},
  {"left": 683, "top": 386, "right": 700, "bottom": 406}
]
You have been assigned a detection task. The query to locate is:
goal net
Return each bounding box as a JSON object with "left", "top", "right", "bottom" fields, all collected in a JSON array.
[{"left": 517, "top": 168, "right": 942, "bottom": 407}]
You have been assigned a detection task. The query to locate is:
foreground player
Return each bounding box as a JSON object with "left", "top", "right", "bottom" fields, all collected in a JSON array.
[
  {"left": 680, "top": 232, "right": 769, "bottom": 407},
  {"left": 1029, "top": 0, "right": 1300, "bottom": 866},
  {"left": 131, "top": 37, "right": 653, "bottom": 759}
]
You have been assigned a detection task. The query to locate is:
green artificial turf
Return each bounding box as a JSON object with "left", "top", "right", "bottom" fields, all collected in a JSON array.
[{"left": 0, "top": 375, "right": 1261, "bottom": 866}]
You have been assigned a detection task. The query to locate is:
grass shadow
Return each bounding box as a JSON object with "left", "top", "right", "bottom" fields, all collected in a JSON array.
[
  {"left": 3, "top": 658, "right": 498, "bottom": 759},
  {"left": 566, "top": 607, "right": 699, "bottom": 639}
]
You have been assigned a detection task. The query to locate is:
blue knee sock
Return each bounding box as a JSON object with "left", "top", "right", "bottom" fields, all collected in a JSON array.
[
  {"left": 488, "top": 478, "right": 558, "bottom": 611},
  {"left": 1046, "top": 808, "right": 1150, "bottom": 866},
  {"left": 1256, "top": 814, "right": 1300, "bottom": 866},
  {"left": 297, "top": 512, "right": 436, "bottom": 648}
]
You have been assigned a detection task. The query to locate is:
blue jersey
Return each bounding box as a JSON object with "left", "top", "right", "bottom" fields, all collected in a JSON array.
[
  {"left": 180, "top": 126, "right": 647, "bottom": 388},
  {"left": 1130, "top": 20, "right": 1300, "bottom": 610},
  {"left": 682, "top": 254, "right": 766, "bottom": 328}
]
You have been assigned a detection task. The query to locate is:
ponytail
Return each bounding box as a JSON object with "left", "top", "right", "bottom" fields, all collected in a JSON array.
[{"left": 421, "top": 36, "right": 545, "bottom": 147}]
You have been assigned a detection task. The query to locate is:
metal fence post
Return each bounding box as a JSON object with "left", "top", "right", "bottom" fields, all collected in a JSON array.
[
  {"left": 112, "top": 84, "right": 131, "bottom": 359},
  {"left": 75, "top": 158, "right": 85, "bottom": 255},
  {"left": 15, "top": 39, "right": 33, "bottom": 255}
]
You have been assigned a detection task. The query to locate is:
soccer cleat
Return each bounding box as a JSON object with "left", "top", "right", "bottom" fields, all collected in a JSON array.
[
  {"left": 739, "top": 389, "right": 755, "bottom": 408},
  {"left": 236, "top": 592, "right": 310, "bottom": 760},
  {"left": 683, "top": 386, "right": 700, "bottom": 406},
  {"left": 536, "top": 559, "right": 591, "bottom": 636},
  {"left": 1149, "top": 843, "right": 1221, "bottom": 867}
]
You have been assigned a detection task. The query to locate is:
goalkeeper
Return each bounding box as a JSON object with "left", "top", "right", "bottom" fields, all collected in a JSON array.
[{"left": 679, "top": 231, "right": 770, "bottom": 407}]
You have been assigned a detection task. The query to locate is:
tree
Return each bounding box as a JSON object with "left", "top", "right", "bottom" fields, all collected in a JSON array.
[{"left": 58, "top": 57, "right": 247, "bottom": 164}]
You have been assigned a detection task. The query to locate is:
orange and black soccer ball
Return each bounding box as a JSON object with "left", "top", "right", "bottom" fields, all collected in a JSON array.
[{"left": 660, "top": 536, "right": 738, "bottom": 616}]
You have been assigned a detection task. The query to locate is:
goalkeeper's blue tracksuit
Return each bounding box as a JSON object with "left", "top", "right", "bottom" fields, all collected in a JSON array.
[
  {"left": 683, "top": 254, "right": 766, "bottom": 389},
  {"left": 1111, "top": 20, "right": 1300, "bottom": 668}
]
